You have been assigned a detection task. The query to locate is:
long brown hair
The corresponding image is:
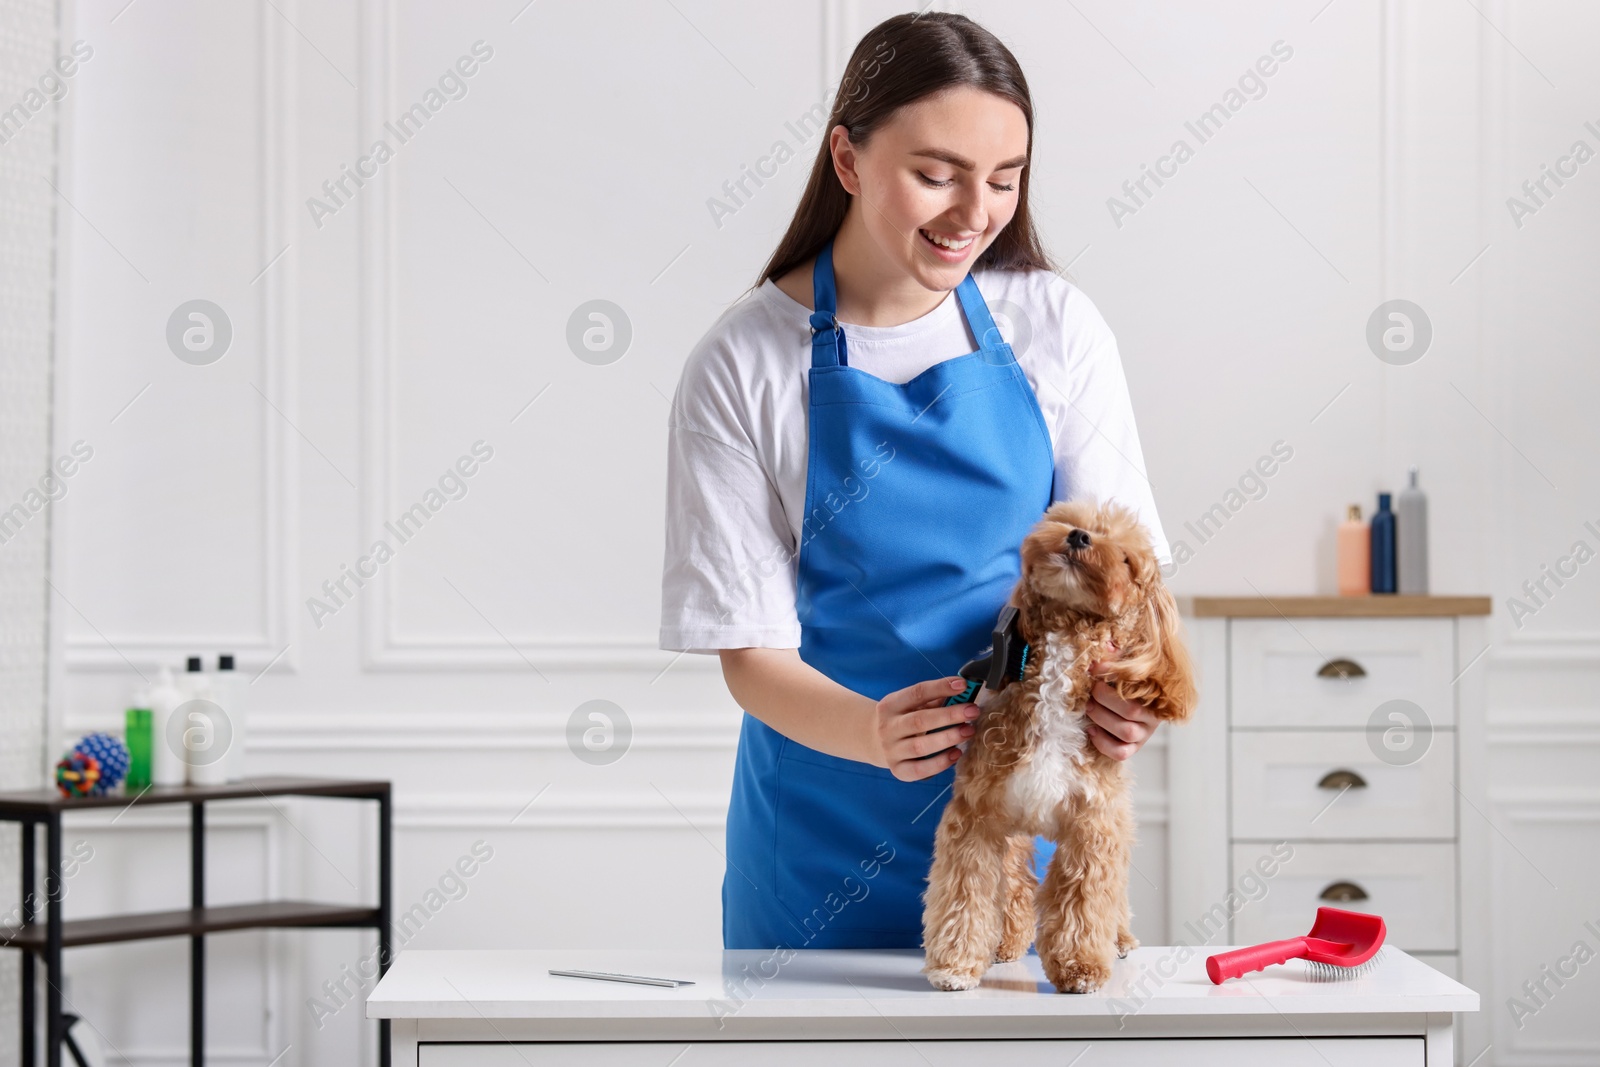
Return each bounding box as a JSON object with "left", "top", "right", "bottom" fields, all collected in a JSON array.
[{"left": 757, "top": 11, "right": 1056, "bottom": 289}]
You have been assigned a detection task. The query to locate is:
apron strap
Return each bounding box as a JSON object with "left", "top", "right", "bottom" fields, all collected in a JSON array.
[
  {"left": 810, "top": 241, "right": 847, "bottom": 369},
  {"left": 955, "top": 273, "right": 1008, "bottom": 353}
]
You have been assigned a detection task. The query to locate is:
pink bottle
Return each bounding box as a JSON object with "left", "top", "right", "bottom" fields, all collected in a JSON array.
[{"left": 1337, "top": 504, "right": 1370, "bottom": 596}]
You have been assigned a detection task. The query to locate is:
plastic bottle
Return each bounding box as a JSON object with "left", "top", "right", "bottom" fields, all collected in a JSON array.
[
  {"left": 1397, "top": 467, "right": 1429, "bottom": 595},
  {"left": 1337, "top": 505, "right": 1370, "bottom": 597},
  {"left": 149, "top": 667, "right": 186, "bottom": 787},
  {"left": 183, "top": 655, "right": 227, "bottom": 786},
  {"left": 216, "top": 653, "right": 245, "bottom": 783},
  {"left": 1370, "top": 492, "right": 1397, "bottom": 594},
  {"left": 181, "top": 655, "right": 208, "bottom": 697},
  {"left": 124, "top": 686, "right": 153, "bottom": 791}
]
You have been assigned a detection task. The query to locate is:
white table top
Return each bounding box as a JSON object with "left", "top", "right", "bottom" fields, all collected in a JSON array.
[{"left": 367, "top": 947, "right": 1478, "bottom": 1021}]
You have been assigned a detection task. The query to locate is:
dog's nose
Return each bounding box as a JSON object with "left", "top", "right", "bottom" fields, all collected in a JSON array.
[{"left": 1067, "top": 529, "right": 1092, "bottom": 550}]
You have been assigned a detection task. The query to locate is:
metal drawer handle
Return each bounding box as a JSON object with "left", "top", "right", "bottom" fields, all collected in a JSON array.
[
  {"left": 1317, "top": 658, "right": 1367, "bottom": 679},
  {"left": 1319, "top": 881, "right": 1370, "bottom": 903},
  {"left": 1317, "top": 769, "right": 1368, "bottom": 790}
]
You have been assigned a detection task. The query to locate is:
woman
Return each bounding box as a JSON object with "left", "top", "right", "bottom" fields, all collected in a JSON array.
[{"left": 660, "top": 12, "right": 1170, "bottom": 950}]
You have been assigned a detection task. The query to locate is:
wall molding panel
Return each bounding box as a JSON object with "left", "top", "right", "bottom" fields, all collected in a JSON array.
[
  {"left": 1494, "top": 632, "right": 1600, "bottom": 664},
  {"left": 61, "top": 0, "right": 299, "bottom": 676},
  {"left": 352, "top": 0, "right": 704, "bottom": 674},
  {"left": 392, "top": 791, "right": 729, "bottom": 830},
  {"left": 1487, "top": 796, "right": 1600, "bottom": 1063},
  {"left": 196, "top": 711, "right": 741, "bottom": 751}
]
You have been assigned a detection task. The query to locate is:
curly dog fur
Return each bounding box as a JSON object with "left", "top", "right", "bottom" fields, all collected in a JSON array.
[{"left": 921, "top": 500, "right": 1197, "bottom": 993}]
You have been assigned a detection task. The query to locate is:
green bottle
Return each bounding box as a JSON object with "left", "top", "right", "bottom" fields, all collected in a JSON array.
[{"left": 125, "top": 687, "right": 153, "bottom": 791}]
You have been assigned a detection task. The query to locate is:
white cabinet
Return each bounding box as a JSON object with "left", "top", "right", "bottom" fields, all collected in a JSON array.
[
  {"left": 371, "top": 946, "right": 1474, "bottom": 1067},
  {"left": 419, "top": 1038, "right": 1424, "bottom": 1066},
  {"left": 1170, "top": 596, "right": 1490, "bottom": 1067}
]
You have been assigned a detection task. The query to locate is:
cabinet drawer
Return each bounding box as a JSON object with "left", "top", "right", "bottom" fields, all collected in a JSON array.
[
  {"left": 1231, "top": 731, "right": 1455, "bottom": 840},
  {"left": 1231, "top": 618, "right": 1455, "bottom": 728},
  {"left": 1230, "top": 842, "right": 1456, "bottom": 952},
  {"left": 421, "top": 1038, "right": 1423, "bottom": 1066}
]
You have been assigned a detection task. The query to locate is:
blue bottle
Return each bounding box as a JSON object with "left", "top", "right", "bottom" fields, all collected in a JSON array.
[{"left": 1370, "top": 492, "right": 1397, "bottom": 593}]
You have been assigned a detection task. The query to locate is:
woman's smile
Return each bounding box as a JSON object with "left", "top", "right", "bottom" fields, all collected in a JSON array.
[{"left": 918, "top": 228, "right": 978, "bottom": 259}]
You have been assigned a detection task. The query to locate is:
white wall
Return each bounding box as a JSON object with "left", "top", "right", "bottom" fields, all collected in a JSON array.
[
  {"left": 44, "top": 0, "right": 1598, "bottom": 1064},
  {"left": 1, "top": 0, "right": 62, "bottom": 1060}
]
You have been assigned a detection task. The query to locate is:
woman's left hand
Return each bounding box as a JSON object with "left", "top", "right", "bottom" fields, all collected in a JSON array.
[{"left": 1085, "top": 658, "right": 1159, "bottom": 761}]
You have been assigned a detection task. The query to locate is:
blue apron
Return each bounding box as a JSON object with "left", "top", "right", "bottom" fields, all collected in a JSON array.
[{"left": 722, "top": 237, "right": 1057, "bottom": 949}]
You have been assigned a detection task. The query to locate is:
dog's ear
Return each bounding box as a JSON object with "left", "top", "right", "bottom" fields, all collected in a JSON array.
[
  {"left": 1114, "top": 580, "right": 1198, "bottom": 723},
  {"left": 1145, "top": 581, "right": 1198, "bottom": 721}
]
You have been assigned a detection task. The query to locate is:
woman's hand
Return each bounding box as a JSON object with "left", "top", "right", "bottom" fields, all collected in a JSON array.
[
  {"left": 1085, "top": 657, "right": 1159, "bottom": 761},
  {"left": 873, "top": 677, "right": 981, "bottom": 781}
]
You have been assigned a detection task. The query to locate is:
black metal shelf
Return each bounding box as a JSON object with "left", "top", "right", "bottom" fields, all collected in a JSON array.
[
  {"left": 0, "top": 775, "right": 391, "bottom": 815},
  {"left": 1, "top": 900, "right": 383, "bottom": 951},
  {"left": 0, "top": 776, "right": 392, "bottom": 1067}
]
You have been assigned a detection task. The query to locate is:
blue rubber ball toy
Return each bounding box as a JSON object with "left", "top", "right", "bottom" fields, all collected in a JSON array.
[{"left": 73, "top": 732, "right": 129, "bottom": 795}]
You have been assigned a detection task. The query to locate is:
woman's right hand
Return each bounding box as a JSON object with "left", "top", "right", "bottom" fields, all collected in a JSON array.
[{"left": 874, "top": 676, "right": 984, "bottom": 781}]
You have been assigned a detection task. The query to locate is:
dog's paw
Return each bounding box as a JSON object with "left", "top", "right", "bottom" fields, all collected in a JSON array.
[
  {"left": 994, "top": 930, "right": 1033, "bottom": 963},
  {"left": 1116, "top": 928, "right": 1138, "bottom": 958},
  {"left": 924, "top": 966, "right": 984, "bottom": 991},
  {"left": 1042, "top": 955, "right": 1112, "bottom": 994}
]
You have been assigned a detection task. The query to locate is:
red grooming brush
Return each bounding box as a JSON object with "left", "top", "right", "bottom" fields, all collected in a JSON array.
[{"left": 1206, "top": 907, "right": 1387, "bottom": 984}]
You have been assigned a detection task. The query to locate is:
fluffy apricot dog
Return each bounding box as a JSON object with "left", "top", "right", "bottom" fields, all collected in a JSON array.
[{"left": 922, "top": 500, "right": 1197, "bottom": 993}]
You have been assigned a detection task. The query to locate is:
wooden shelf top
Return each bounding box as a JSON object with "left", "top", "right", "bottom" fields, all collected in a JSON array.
[
  {"left": 1181, "top": 595, "right": 1492, "bottom": 618},
  {"left": 0, "top": 775, "right": 389, "bottom": 816},
  {"left": 0, "top": 900, "right": 381, "bottom": 952}
]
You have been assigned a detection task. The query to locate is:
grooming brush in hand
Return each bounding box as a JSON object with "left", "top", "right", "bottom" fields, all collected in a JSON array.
[
  {"left": 1206, "top": 907, "right": 1387, "bottom": 984},
  {"left": 944, "top": 605, "right": 1027, "bottom": 706}
]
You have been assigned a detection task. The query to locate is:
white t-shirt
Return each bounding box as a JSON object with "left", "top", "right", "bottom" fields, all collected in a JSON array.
[{"left": 659, "top": 267, "right": 1169, "bottom": 655}]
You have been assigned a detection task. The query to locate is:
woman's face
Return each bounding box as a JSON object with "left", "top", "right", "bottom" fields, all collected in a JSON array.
[{"left": 834, "top": 86, "right": 1029, "bottom": 289}]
